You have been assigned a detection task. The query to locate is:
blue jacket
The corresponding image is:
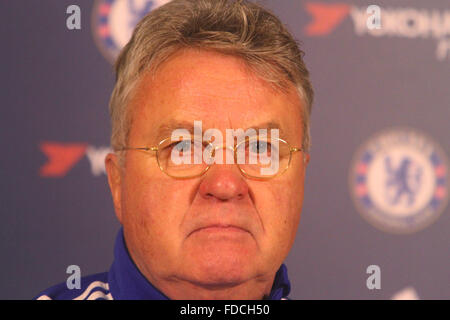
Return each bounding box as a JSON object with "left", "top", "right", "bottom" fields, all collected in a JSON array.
[{"left": 34, "top": 228, "right": 291, "bottom": 300}]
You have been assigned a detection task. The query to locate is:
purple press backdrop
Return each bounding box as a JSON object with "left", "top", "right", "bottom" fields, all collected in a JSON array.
[{"left": 1, "top": 0, "right": 449, "bottom": 299}]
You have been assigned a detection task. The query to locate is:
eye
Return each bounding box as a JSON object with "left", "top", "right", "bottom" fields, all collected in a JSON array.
[
  {"left": 249, "top": 140, "right": 270, "bottom": 154},
  {"left": 169, "top": 139, "right": 206, "bottom": 153},
  {"left": 173, "top": 140, "right": 191, "bottom": 152}
]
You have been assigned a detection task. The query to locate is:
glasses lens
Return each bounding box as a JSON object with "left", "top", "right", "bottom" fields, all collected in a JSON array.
[
  {"left": 157, "top": 137, "right": 208, "bottom": 178},
  {"left": 236, "top": 137, "right": 291, "bottom": 178}
]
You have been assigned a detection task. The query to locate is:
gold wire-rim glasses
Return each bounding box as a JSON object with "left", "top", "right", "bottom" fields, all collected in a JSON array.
[{"left": 117, "top": 136, "right": 304, "bottom": 180}]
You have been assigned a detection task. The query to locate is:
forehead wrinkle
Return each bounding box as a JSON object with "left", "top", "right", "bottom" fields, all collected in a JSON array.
[
  {"left": 160, "top": 59, "right": 268, "bottom": 107},
  {"left": 177, "top": 77, "right": 263, "bottom": 107}
]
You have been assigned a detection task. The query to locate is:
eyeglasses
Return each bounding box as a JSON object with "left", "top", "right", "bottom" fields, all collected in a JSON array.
[{"left": 117, "top": 135, "right": 304, "bottom": 180}]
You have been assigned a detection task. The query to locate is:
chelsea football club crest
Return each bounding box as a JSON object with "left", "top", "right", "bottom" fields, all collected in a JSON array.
[
  {"left": 349, "top": 128, "right": 448, "bottom": 234},
  {"left": 92, "top": 0, "right": 171, "bottom": 63}
]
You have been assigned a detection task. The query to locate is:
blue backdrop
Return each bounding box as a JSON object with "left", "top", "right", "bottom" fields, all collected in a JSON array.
[{"left": 1, "top": 0, "right": 449, "bottom": 299}]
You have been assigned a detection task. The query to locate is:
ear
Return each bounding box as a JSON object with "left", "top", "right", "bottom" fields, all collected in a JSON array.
[{"left": 105, "top": 153, "right": 123, "bottom": 224}]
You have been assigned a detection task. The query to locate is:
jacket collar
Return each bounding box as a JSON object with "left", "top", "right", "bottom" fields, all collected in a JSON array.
[{"left": 108, "top": 228, "right": 291, "bottom": 300}]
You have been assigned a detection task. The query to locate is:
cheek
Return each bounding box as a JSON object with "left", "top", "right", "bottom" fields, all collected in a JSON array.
[
  {"left": 122, "top": 167, "right": 193, "bottom": 247},
  {"left": 255, "top": 178, "right": 304, "bottom": 249}
]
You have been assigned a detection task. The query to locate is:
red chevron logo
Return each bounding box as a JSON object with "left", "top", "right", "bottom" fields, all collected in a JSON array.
[
  {"left": 305, "top": 2, "right": 351, "bottom": 36},
  {"left": 39, "top": 142, "right": 88, "bottom": 177}
]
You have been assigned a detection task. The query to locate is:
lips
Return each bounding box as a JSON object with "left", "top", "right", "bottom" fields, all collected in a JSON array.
[
  {"left": 188, "top": 223, "right": 250, "bottom": 237},
  {"left": 184, "top": 208, "right": 257, "bottom": 239},
  {"left": 196, "top": 224, "right": 248, "bottom": 233}
]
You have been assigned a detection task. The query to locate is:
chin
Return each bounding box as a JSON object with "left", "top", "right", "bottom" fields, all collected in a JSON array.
[{"left": 183, "top": 241, "right": 260, "bottom": 286}]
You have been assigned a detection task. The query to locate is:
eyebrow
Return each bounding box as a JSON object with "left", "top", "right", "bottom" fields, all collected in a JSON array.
[
  {"left": 155, "top": 120, "right": 198, "bottom": 142},
  {"left": 246, "top": 121, "right": 285, "bottom": 138}
]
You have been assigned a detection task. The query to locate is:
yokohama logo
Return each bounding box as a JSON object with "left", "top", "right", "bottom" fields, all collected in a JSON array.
[
  {"left": 305, "top": 2, "right": 450, "bottom": 61},
  {"left": 39, "top": 142, "right": 110, "bottom": 178}
]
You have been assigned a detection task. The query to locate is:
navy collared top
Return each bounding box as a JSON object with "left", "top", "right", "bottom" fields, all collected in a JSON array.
[{"left": 35, "top": 228, "right": 291, "bottom": 300}]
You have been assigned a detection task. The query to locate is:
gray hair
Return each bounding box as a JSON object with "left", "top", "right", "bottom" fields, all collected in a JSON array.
[{"left": 110, "top": 0, "right": 314, "bottom": 159}]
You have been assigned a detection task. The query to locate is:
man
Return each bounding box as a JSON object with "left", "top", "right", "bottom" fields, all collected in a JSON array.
[{"left": 35, "top": 0, "right": 313, "bottom": 300}]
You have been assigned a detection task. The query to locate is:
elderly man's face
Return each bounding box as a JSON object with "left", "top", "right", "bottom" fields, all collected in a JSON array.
[{"left": 107, "top": 49, "right": 308, "bottom": 297}]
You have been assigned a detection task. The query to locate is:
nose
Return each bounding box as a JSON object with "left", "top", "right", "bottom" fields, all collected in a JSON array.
[{"left": 198, "top": 165, "right": 249, "bottom": 201}]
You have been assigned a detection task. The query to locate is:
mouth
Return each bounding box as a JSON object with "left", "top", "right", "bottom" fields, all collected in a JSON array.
[{"left": 189, "top": 224, "right": 250, "bottom": 237}]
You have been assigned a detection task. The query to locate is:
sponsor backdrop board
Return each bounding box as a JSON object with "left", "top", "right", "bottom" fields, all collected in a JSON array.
[{"left": 1, "top": 0, "right": 448, "bottom": 299}]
